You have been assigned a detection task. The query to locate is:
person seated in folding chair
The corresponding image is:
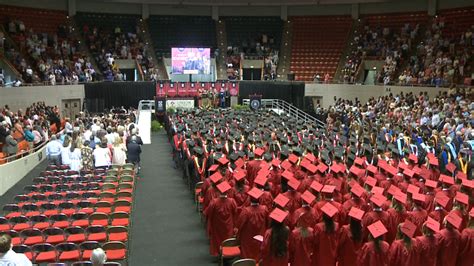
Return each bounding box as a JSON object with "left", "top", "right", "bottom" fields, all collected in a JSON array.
[{"left": 0, "top": 233, "right": 32, "bottom": 266}]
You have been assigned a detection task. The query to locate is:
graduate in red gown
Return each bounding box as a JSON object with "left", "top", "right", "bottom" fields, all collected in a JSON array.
[
  {"left": 337, "top": 207, "right": 365, "bottom": 266},
  {"left": 311, "top": 202, "right": 340, "bottom": 266},
  {"left": 259, "top": 208, "right": 290, "bottom": 266},
  {"left": 232, "top": 172, "right": 250, "bottom": 207},
  {"left": 387, "top": 191, "right": 408, "bottom": 243},
  {"left": 407, "top": 193, "right": 428, "bottom": 237},
  {"left": 204, "top": 181, "right": 238, "bottom": 256},
  {"left": 388, "top": 220, "right": 420, "bottom": 266},
  {"left": 415, "top": 217, "right": 440, "bottom": 266},
  {"left": 457, "top": 209, "right": 474, "bottom": 266},
  {"left": 290, "top": 190, "right": 319, "bottom": 229},
  {"left": 236, "top": 187, "right": 269, "bottom": 261},
  {"left": 363, "top": 193, "right": 391, "bottom": 239},
  {"left": 437, "top": 212, "right": 462, "bottom": 266},
  {"left": 357, "top": 220, "right": 390, "bottom": 266},
  {"left": 289, "top": 211, "right": 315, "bottom": 266}
]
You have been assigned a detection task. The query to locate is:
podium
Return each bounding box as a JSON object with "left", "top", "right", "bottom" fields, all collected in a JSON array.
[{"left": 249, "top": 94, "right": 262, "bottom": 111}]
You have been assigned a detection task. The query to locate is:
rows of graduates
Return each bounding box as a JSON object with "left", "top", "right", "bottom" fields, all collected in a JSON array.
[{"left": 164, "top": 109, "right": 473, "bottom": 266}]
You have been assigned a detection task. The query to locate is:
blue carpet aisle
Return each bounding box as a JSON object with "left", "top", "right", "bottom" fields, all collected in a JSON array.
[{"left": 129, "top": 132, "right": 213, "bottom": 266}]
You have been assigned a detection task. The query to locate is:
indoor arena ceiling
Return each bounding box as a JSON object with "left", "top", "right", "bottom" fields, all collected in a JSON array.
[{"left": 100, "top": 0, "right": 392, "bottom": 6}]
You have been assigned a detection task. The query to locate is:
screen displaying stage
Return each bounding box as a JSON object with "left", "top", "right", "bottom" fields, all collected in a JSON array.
[{"left": 171, "top": 48, "right": 211, "bottom": 75}]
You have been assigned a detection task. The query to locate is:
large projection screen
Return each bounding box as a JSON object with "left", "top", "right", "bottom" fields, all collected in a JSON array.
[{"left": 171, "top": 48, "right": 211, "bottom": 75}]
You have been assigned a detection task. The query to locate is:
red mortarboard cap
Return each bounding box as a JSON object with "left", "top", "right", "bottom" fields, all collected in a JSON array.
[
  {"left": 260, "top": 161, "right": 271, "bottom": 170},
  {"left": 310, "top": 181, "right": 323, "bottom": 192},
  {"left": 218, "top": 156, "right": 229, "bottom": 165},
  {"left": 321, "top": 202, "right": 338, "bottom": 218},
  {"left": 427, "top": 152, "right": 435, "bottom": 161},
  {"left": 403, "top": 168, "right": 415, "bottom": 178},
  {"left": 288, "top": 154, "right": 298, "bottom": 164},
  {"left": 210, "top": 172, "right": 223, "bottom": 183},
  {"left": 271, "top": 158, "right": 281, "bottom": 167},
  {"left": 254, "top": 148, "right": 264, "bottom": 157},
  {"left": 367, "top": 164, "right": 378, "bottom": 175},
  {"left": 400, "top": 220, "right": 417, "bottom": 238},
  {"left": 233, "top": 171, "right": 246, "bottom": 181},
  {"left": 321, "top": 185, "right": 336, "bottom": 194},
  {"left": 425, "top": 217, "right": 440, "bottom": 232},
  {"left": 462, "top": 178, "right": 474, "bottom": 189},
  {"left": 258, "top": 169, "right": 270, "bottom": 179},
  {"left": 300, "top": 160, "right": 309, "bottom": 169},
  {"left": 394, "top": 191, "right": 407, "bottom": 204},
  {"left": 350, "top": 166, "right": 360, "bottom": 176},
  {"left": 235, "top": 158, "right": 244, "bottom": 168},
  {"left": 365, "top": 176, "right": 377, "bottom": 187},
  {"left": 217, "top": 181, "right": 231, "bottom": 193},
  {"left": 305, "top": 153, "right": 316, "bottom": 163},
  {"left": 399, "top": 163, "right": 409, "bottom": 171},
  {"left": 457, "top": 172, "right": 467, "bottom": 181},
  {"left": 408, "top": 153, "right": 418, "bottom": 163},
  {"left": 387, "top": 165, "right": 399, "bottom": 177},
  {"left": 254, "top": 174, "right": 267, "bottom": 187},
  {"left": 354, "top": 157, "right": 364, "bottom": 166},
  {"left": 420, "top": 168, "right": 431, "bottom": 180},
  {"left": 367, "top": 220, "right": 388, "bottom": 238},
  {"left": 269, "top": 208, "right": 289, "bottom": 223},
  {"left": 446, "top": 212, "right": 462, "bottom": 229},
  {"left": 318, "top": 163, "right": 328, "bottom": 173},
  {"left": 208, "top": 164, "right": 219, "bottom": 172},
  {"left": 371, "top": 186, "right": 384, "bottom": 195},
  {"left": 351, "top": 183, "right": 365, "bottom": 198},
  {"left": 331, "top": 164, "right": 342, "bottom": 174},
  {"left": 428, "top": 156, "right": 439, "bottom": 166},
  {"left": 412, "top": 193, "right": 426, "bottom": 203},
  {"left": 288, "top": 178, "right": 301, "bottom": 190},
  {"left": 301, "top": 190, "right": 316, "bottom": 205},
  {"left": 274, "top": 194, "right": 290, "bottom": 208},
  {"left": 435, "top": 194, "right": 450, "bottom": 208},
  {"left": 412, "top": 166, "right": 422, "bottom": 175},
  {"left": 281, "top": 170, "right": 294, "bottom": 181},
  {"left": 281, "top": 160, "right": 292, "bottom": 170},
  {"left": 446, "top": 163, "right": 456, "bottom": 174},
  {"left": 455, "top": 192, "right": 469, "bottom": 205},
  {"left": 248, "top": 187, "right": 264, "bottom": 199},
  {"left": 407, "top": 184, "right": 420, "bottom": 195},
  {"left": 306, "top": 164, "right": 318, "bottom": 174},
  {"left": 348, "top": 207, "right": 365, "bottom": 221},
  {"left": 387, "top": 185, "right": 400, "bottom": 196},
  {"left": 370, "top": 193, "right": 387, "bottom": 207},
  {"left": 439, "top": 174, "right": 454, "bottom": 185},
  {"left": 425, "top": 179, "right": 438, "bottom": 189}
]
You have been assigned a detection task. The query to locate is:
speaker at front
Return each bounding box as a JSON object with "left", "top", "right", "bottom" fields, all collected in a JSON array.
[{"left": 249, "top": 94, "right": 262, "bottom": 111}]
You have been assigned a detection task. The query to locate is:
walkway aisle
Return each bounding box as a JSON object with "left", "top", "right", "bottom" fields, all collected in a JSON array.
[{"left": 129, "top": 132, "right": 213, "bottom": 266}]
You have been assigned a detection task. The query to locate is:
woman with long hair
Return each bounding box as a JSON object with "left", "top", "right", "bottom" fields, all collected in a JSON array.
[
  {"left": 289, "top": 212, "right": 315, "bottom": 266},
  {"left": 357, "top": 220, "right": 390, "bottom": 266},
  {"left": 337, "top": 207, "right": 365, "bottom": 266},
  {"left": 260, "top": 208, "right": 289, "bottom": 266},
  {"left": 414, "top": 217, "right": 440, "bottom": 266},
  {"left": 311, "top": 202, "right": 340, "bottom": 266},
  {"left": 60, "top": 135, "right": 71, "bottom": 166},
  {"left": 112, "top": 136, "right": 127, "bottom": 165},
  {"left": 388, "top": 220, "right": 419, "bottom": 266},
  {"left": 458, "top": 210, "right": 474, "bottom": 266}
]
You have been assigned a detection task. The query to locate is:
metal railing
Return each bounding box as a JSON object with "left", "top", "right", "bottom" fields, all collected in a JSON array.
[
  {"left": 1, "top": 140, "right": 48, "bottom": 164},
  {"left": 242, "top": 98, "right": 326, "bottom": 129}
]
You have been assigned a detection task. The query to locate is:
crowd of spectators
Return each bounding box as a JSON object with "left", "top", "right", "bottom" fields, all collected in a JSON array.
[
  {"left": 0, "top": 102, "right": 61, "bottom": 162},
  {"left": 5, "top": 19, "right": 97, "bottom": 85},
  {"left": 83, "top": 25, "right": 152, "bottom": 81},
  {"left": 399, "top": 20, "right": 473, "bottom": 87}
]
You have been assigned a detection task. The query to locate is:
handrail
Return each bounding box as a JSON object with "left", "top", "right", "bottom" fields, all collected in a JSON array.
[
  {"left": 2, "top": 139, "right": 48, "bottom": 163},
  {"left": 242, "top": 98, "right": 326, "bottom": 129}
]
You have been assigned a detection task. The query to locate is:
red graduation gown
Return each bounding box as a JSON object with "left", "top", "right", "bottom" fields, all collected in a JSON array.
[
  {"left": 407, "top": 209, "right": 428, "bottom": 237},
  {"left": 236, "top": 204, "right": 268, "bottom": 261},
  {"left": 260, "top": 228, "right": 289, "bottom": 266},
  {"left": 457, "top": 228, "right": 474, "bottom": 266},
  {"left": 289, "top": 227, "right": 314, "bottom": 266},
  {"left": 232, "top": 185, "right": 250, "bottom": 207},
  {"left": 337, "top": 225, "right": 364, "bottom": 266},
  {"left": 357, "top": 240, "right": 390, "bottom": 266},
  {"left": 388, "top": 239, "right": 420, "bottom": 266},
  {"left": 204, "top": 197, "right": 238, "bottom": 256},
  {"left": 436, "top": 228, "right": 461, "bottom": 266},
  {"left": 246, "top": 160, "right": 261, "bottom": 186},
  {"left": 415, "top": 235, "right": 439, "bottom": 266},
  {"left": 362, "top": 209, "right": 391, "bottom": 239},
  {"left": 290, "top": 206, "right": 319, "bottom": 229},
  {"left": 283, "top": 190, "right": 302, "bottom": 214},
  {"left": 387, "top": 208, "right": 407, "bottom": 244},
  {"left": 311, "top": 222, "right": 340, "bottom": 266}
]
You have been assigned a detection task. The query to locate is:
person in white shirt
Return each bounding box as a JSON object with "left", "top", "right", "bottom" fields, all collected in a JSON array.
[
  {"left": 93, "top": 138, "right": 111, "bottom": 170},
  {"left": 61, "top": 136, "right": 71, "bottom": 166},
  {"left": 0, "top": 233, "right": 32, "bottom": 266}
]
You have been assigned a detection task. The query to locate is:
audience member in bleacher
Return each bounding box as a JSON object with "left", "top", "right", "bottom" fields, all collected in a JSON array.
[
  {"left": 45, "top": 134, "right": 62, "bottom": 166},
  {"left": 0, "top": 233, "right": 32, "bottom": 265}
]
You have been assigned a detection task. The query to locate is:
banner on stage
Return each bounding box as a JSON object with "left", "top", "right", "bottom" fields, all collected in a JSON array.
[{"left": 167, "top": 99, "right": 195, "bottom": 110}]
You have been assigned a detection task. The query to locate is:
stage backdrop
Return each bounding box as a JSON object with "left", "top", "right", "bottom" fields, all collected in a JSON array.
[
  {"left": 238, "top": 81, "right": 305, "bottom": 109},
  {"left": 85, "top": 82, "right": 155, "bottom": 112}
]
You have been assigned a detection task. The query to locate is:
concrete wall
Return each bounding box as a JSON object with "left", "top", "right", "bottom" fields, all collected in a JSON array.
[
  {"left": 0, "top": 85, "right": 85, "bottom": 112},
  {"left": 305, "top": 83, "right": 449, "bottom": 109},
  {"left": 0, "top": 144, "right": 46, "bottom": 196}
]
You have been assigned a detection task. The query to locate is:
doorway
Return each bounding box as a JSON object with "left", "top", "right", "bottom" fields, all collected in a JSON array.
[{"left": 62, "top": 99, "right": 82, "bottom": 120}]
